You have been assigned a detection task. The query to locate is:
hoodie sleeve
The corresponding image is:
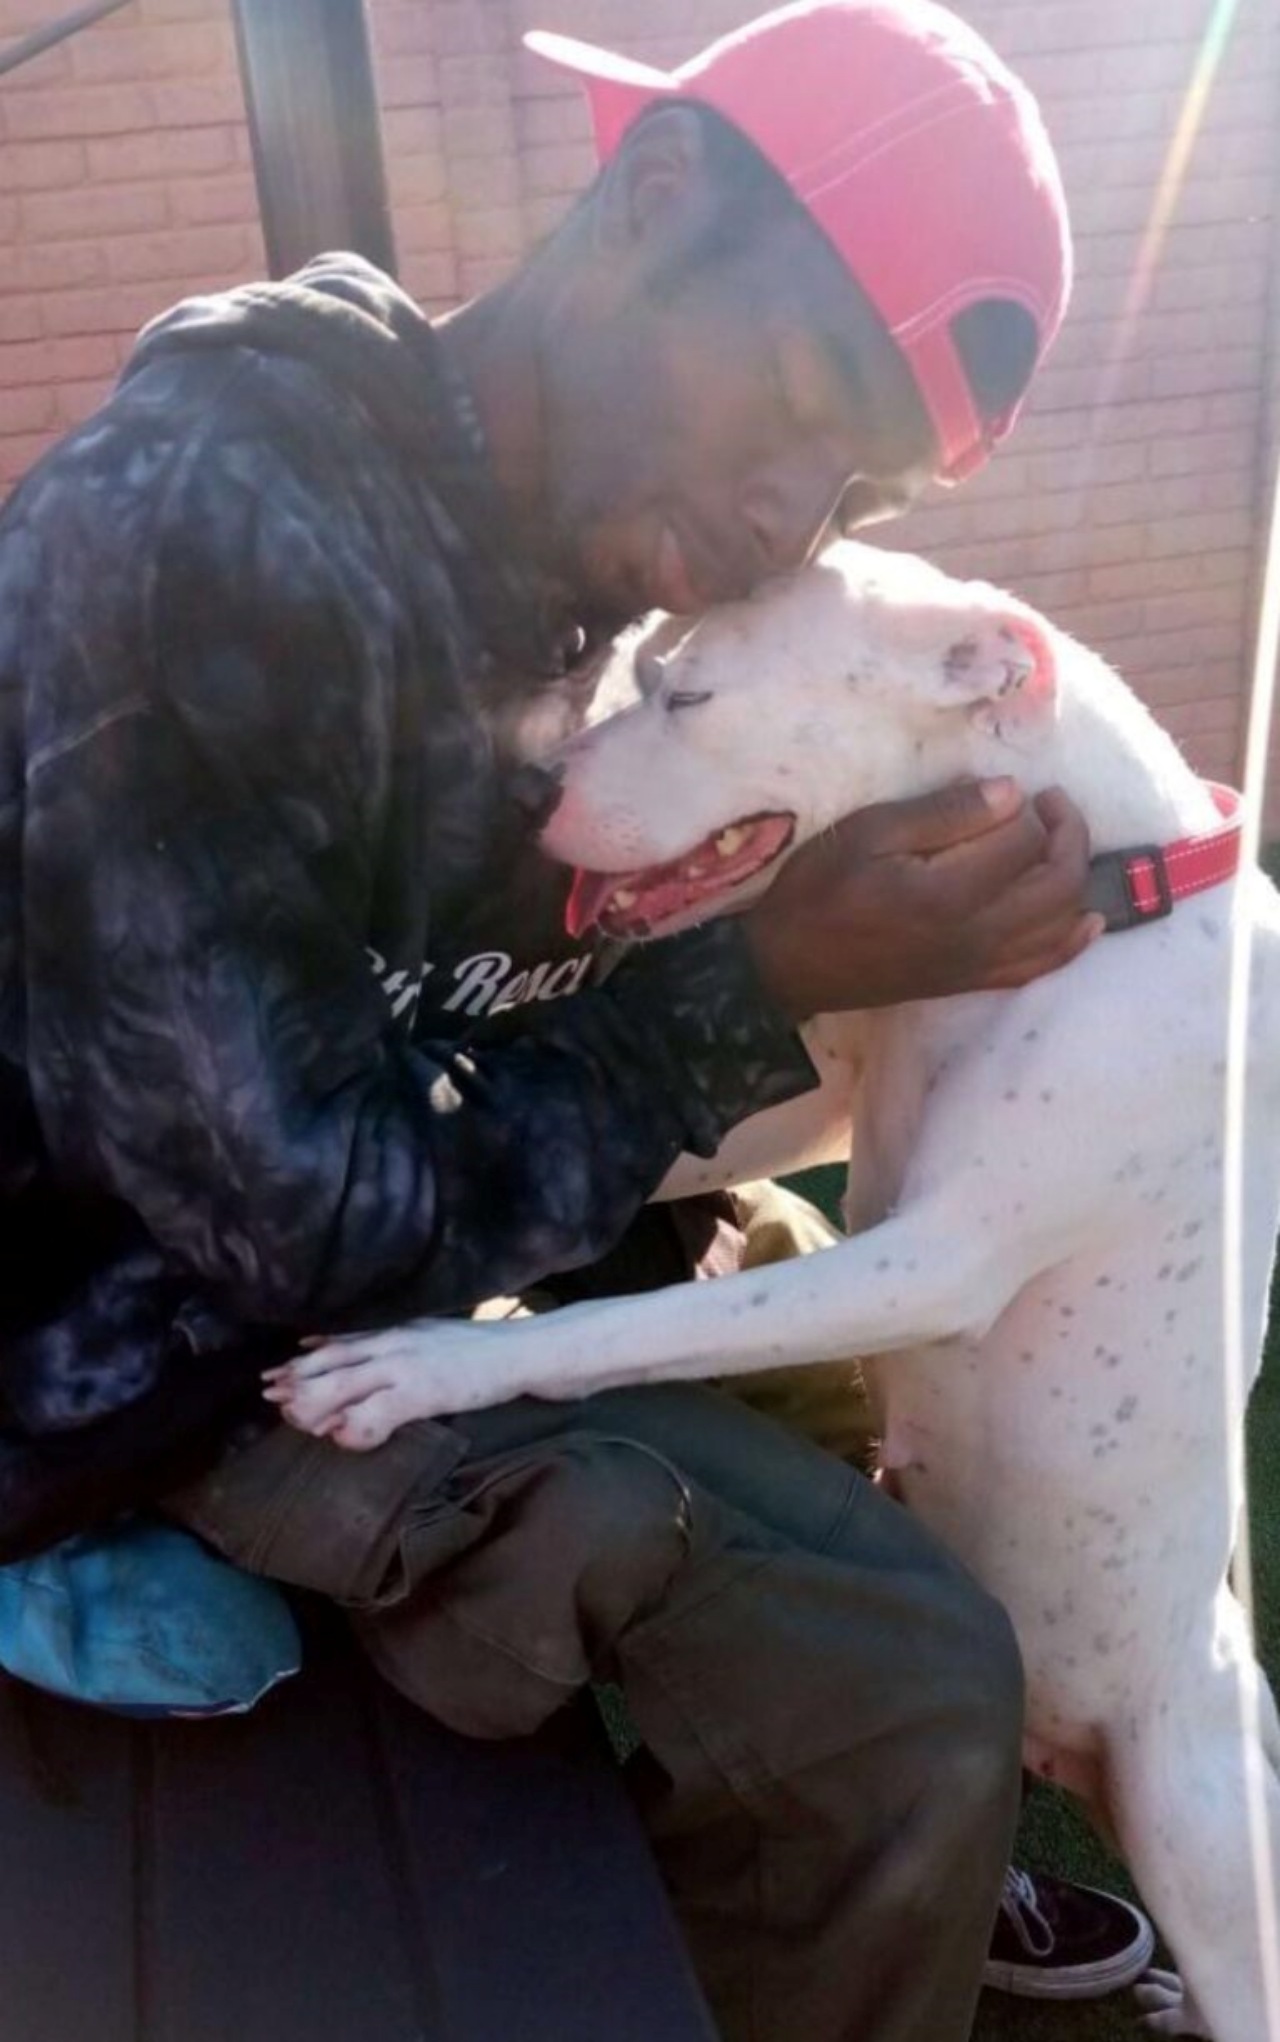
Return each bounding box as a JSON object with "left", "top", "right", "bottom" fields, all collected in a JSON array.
[{"left": 18, "top": 382, "right": 815, "bottom": 1329}]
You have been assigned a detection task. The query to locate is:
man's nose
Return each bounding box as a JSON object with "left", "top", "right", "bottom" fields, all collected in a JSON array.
[
  {"left": 740, "top": 459, "right": 847, "bottom": 576},
  {"left": 507, "top": 760, "right": 565, "bottom": 833}
]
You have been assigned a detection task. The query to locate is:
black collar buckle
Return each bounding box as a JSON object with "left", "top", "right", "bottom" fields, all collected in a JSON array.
[{"left": 1084, "top": 845, "right": 1174, "bottom": 933}]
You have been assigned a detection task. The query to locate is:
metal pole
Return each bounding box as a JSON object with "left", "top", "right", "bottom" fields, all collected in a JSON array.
[
  {"left": 0, "top": 0, "right": 133, "bottom": 81},
  {"left": 231, "top": 0, "right": 398, "bottom": 281}
]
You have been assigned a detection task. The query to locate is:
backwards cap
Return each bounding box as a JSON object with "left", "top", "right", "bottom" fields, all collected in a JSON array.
[{"left": 526, "top": 0, "right": 1072, "bottom": 483}]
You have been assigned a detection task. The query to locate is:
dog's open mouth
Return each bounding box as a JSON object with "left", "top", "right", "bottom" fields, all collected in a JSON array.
[{"left": 565, "top": 812, "right": 796, "bottom": 939}]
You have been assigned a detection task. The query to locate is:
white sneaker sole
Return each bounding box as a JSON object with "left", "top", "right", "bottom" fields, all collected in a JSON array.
[{"left": 982, "top": 1891, "right": 1156, "bottom": 2000}]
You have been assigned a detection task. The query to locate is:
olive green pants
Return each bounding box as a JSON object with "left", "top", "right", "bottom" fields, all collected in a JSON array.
[{"left": 168, "top": 1187, "right": 1022, "bottom": 2042}]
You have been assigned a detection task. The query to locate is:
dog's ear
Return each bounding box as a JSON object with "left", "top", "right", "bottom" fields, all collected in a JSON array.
[{"left": 934, "top": 609, "right": 1057, "bottom": 734}]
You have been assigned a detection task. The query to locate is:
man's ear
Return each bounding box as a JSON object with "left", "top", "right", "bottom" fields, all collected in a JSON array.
[
  {"left": 934, "top": 607, "right": 1057, "bottom": 733},
  {"left": 594, "top": 103, "right": 714, "bottom": 258}
]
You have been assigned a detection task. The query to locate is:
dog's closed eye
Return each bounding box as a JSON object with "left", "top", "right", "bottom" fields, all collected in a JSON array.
[{"left": 666, "top": 689, "right": 714, "bottom": 712}]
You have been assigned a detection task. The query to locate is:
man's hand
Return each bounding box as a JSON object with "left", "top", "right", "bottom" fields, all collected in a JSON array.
[{"left": 744, "top": 779, "right": 1099, "bottom": 1023}]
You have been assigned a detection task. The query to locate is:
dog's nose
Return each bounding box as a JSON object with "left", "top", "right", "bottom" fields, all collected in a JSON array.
[{"left": 507, "top": 761, "right": 566, "bottom": 833}]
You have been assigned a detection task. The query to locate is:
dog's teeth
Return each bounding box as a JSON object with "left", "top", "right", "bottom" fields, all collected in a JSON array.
[
  {"left": 612, "top": 887, "right": 637, "bottom": 909},
  {"left": 715, "top": 825, "right": 748, "bottom": 857}
]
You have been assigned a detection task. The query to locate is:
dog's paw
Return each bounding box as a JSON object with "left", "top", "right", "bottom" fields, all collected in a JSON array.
[
  {"left": 263, "top": 1332, "right": 436, "bottom": 1451},
  {"left": 262, "top": 1319, "right": 526, "bottom": 1448},
  {"left": 1134, "top": 1968, "right": 1213, "bottom": 2038}
]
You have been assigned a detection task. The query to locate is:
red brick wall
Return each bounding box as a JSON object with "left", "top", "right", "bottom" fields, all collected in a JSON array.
[
  {"left": 0, "top": 0, "right": 263, "bottom": 482},
  {"left": 2, "top": 0, "right": 1278, "bottom": 819}
]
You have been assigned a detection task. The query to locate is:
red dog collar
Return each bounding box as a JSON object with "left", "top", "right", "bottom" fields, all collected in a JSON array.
[{"left": 1085, "top": 783, "right": 1243, "bottom": 933}]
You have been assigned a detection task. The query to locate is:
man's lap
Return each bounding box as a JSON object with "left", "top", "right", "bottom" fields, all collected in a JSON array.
[{"left": 166, "top": 1179, "right": 881, "bottom": 1596}]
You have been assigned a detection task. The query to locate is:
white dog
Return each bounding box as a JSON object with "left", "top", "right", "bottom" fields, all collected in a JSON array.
[{"left": 273, "top": 541, "right": 1280, "bottom": 2040}]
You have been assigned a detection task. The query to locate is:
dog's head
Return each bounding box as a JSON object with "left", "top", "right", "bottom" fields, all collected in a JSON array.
[{"left": 541, "top": 540, "right": 1059, "bottom": 940}]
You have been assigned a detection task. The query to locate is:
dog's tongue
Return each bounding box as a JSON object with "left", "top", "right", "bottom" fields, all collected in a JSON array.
[
  {"left": 564, "top": 813, "right": 797, "bottom": 940},
  {"left": 566, "top": 867, "right": 617, "bottom": 940}
]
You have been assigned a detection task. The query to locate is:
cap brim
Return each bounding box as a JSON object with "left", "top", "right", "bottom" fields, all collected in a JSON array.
[{"left": 523, "top": 30, "right": 673, "bottom": 159}]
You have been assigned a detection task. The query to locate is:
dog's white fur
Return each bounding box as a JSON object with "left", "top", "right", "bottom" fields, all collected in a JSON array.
[{"left": 279, "top": 542, "right": 1280, "bottom": 2040}]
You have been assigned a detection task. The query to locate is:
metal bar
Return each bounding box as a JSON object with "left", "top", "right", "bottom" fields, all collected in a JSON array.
[
  {"left": 0, "top": 0, "right": 132, "bottom": 81},
  {"left": 231, "top": 0, "right": 398, "bottom": 281},
  {"left": 1239, "top": 64, "right": 1280, "bottom": 801}
]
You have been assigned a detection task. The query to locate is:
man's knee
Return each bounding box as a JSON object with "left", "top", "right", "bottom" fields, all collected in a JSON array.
[
  {"left": 557, "top": 1435, "right": 698, "bottom": 1647},
  {"left": 837, "top": 1509, "right": 1025, "bottom": 1811},
  {"left": 360, "top": 1432, "right": 697, "bottom": 1739}
]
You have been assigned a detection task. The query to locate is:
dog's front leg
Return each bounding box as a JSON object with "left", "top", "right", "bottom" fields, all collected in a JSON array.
[
  {"left": 268, "top": 1192, "right": 1057, "bottom": 1448},
  {"left": 265, "top": 1315, "right": 571, "bottom": 1449}
]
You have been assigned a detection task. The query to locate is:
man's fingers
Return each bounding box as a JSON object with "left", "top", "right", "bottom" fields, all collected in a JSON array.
[
  {"left": 838, "top": 777, "right": 1024, "bottom": 859},
  {"left": 983, "top": 913, "right": 1105, "bottom": 989},
  {"left": 944, "top": 787, "right": 1094, "bottom": 985},
  {"left": 914, "top": 799, "right": 1051, "bottom": 913},
  {"left": 1034, "top": 785, "right": 1091, "bottom": 882},
  {"left": 972, "top": 855, "right": 1099, "bottom": 972},
  {"left": 939, "top": 784, "right": 1089, "bottom": 944},
  {"left": 979, "top": 801, "right": 1091, "bottom": 941}
]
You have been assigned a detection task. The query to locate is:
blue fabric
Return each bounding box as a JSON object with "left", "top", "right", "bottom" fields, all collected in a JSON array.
[{"left": 0, "top": 1520, "right": 301, "bottom": 1717}]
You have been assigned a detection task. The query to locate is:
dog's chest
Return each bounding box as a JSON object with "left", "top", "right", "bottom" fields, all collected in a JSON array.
[
  {"left": 847, "top": 954, "right": 1238, "bottom": 1548},
  {"left": 841, "top": 1002, "right": 989, "bottom": 1231}
]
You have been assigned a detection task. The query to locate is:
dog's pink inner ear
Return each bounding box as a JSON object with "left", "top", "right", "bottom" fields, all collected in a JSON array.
[
  {"left": 940, "top": 612, "right": 1056, "bottom": 713},
  {"left": 998, "top": 615, "right": 1055, "bottom": 704}
]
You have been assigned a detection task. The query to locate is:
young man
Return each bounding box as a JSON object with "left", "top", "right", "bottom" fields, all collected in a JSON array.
[{"left": 0, "top": 1, "right": 1151, "bottom": 2033}]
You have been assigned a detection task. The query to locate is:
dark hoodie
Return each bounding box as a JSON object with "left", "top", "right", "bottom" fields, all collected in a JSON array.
[{"left": 0, "top": 255, "right": 816, "bottom": 1559}]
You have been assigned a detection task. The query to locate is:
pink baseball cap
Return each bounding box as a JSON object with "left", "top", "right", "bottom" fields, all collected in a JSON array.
[{"left": 526, "top": 0, "right": 1072, "bottom": 483}]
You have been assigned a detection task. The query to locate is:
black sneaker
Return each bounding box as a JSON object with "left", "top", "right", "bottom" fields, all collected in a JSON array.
[{"left": 983, "top": 1867, "right": 1156, "bottom": 1999}]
